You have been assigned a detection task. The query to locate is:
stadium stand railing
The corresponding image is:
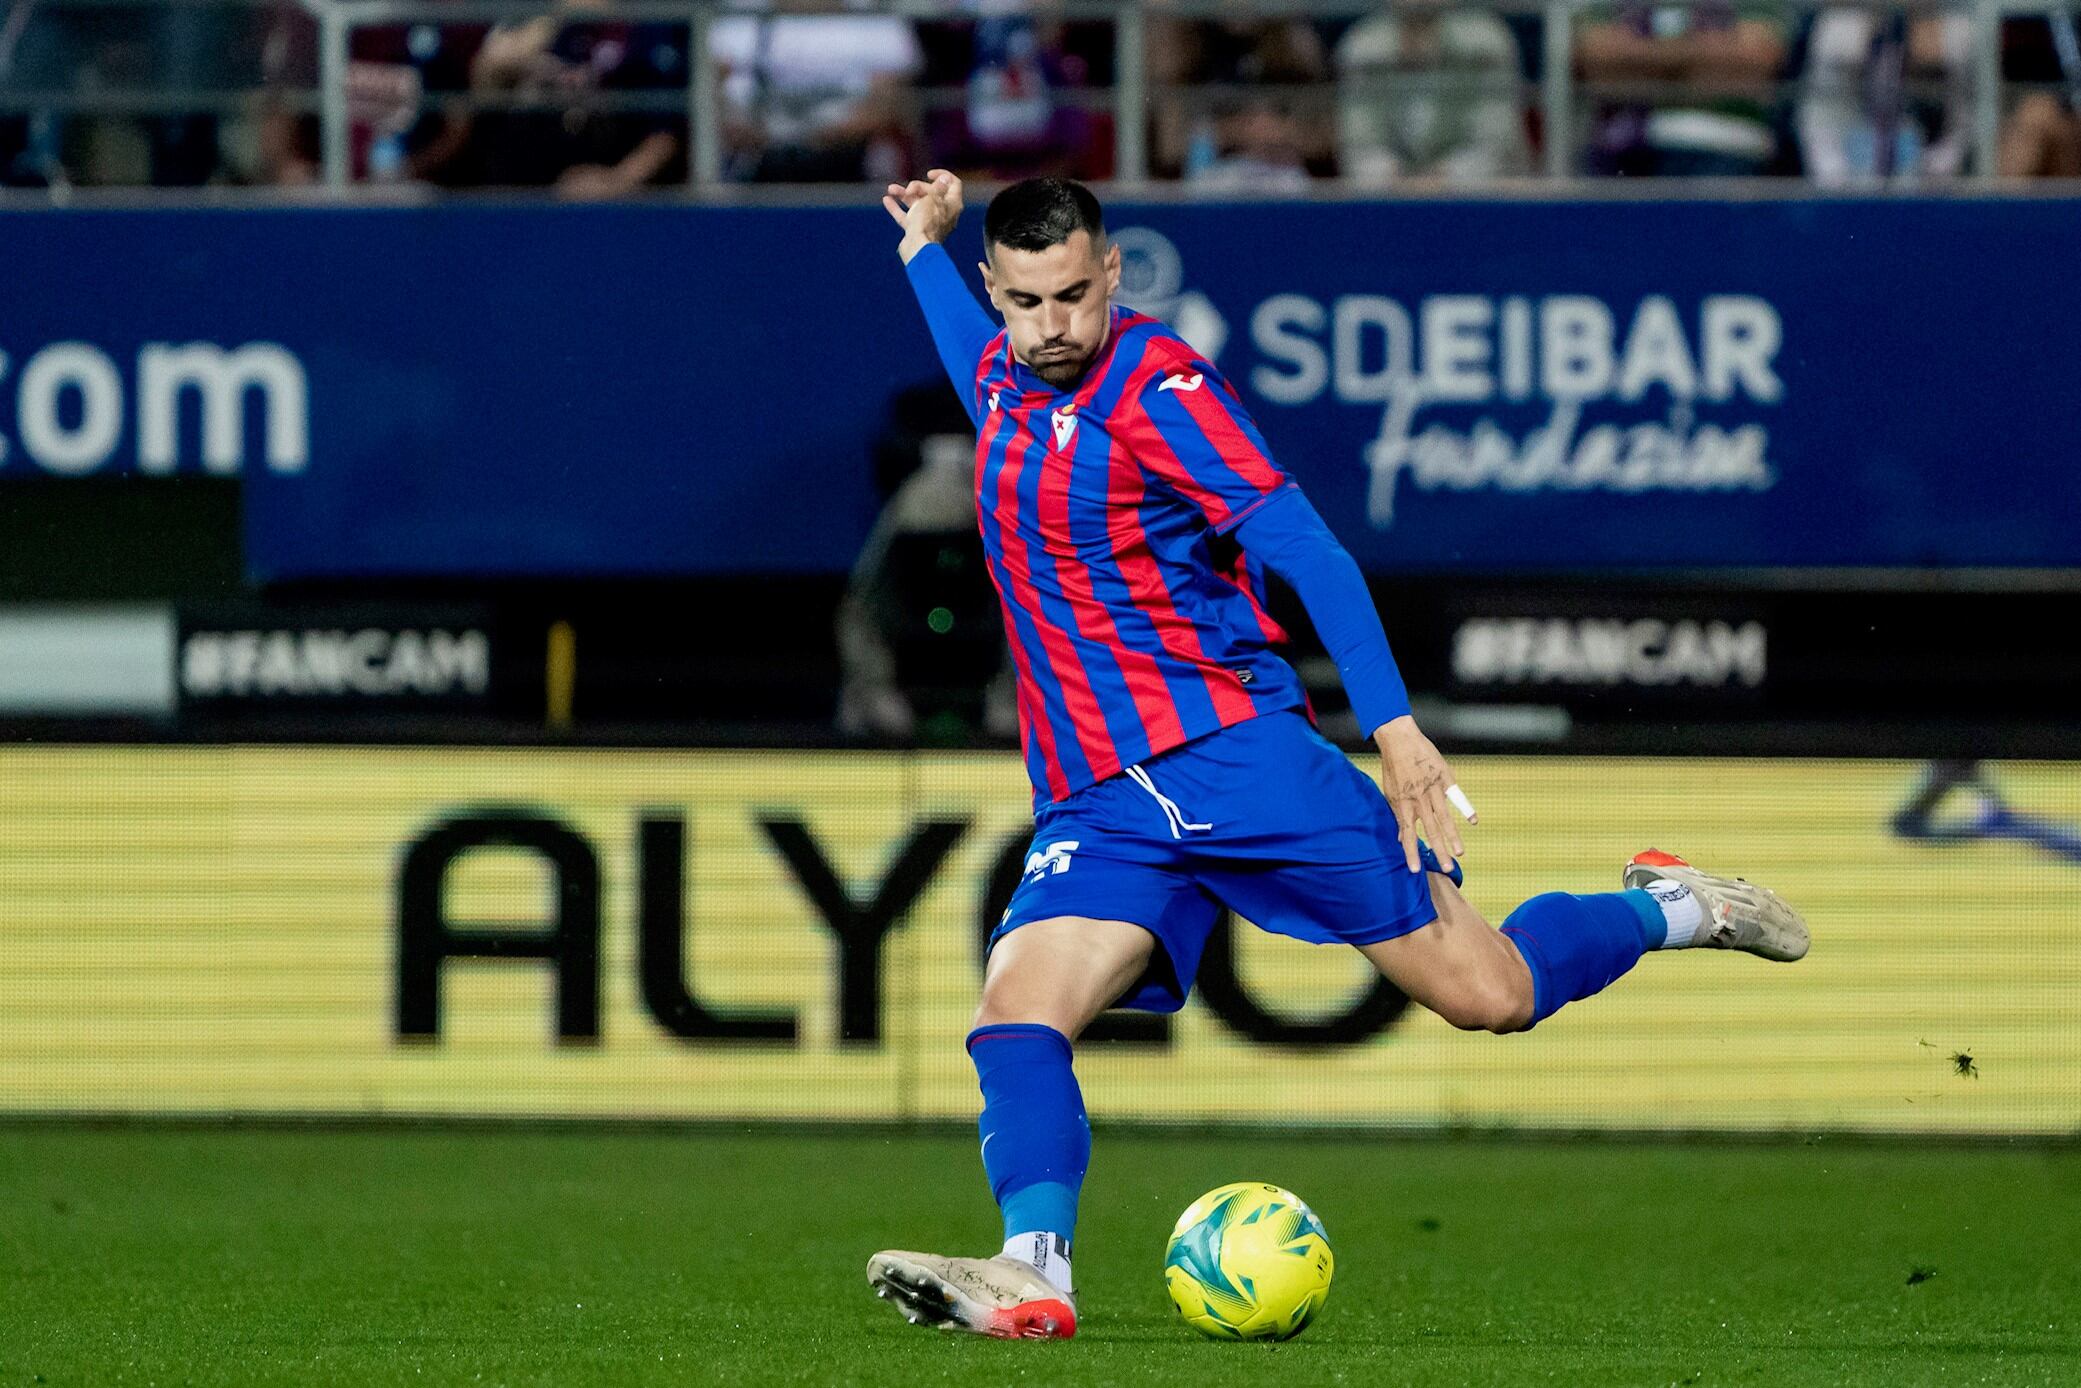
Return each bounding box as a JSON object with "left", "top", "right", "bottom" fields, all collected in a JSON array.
[{"left": 3, "top": 0, "right": 2080, "bottom": 193}]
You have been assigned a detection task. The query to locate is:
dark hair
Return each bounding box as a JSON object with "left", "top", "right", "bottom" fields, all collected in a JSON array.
[{"left": 983, "top": 177, "right": 1105, "bottom": 256}]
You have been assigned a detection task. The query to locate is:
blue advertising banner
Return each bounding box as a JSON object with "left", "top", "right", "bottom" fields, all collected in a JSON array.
[
  {"left": 0, "top": 199, "right": 2073, "bottom": 574},
  {"left": 1105, "top": 199, "right": 2080, "bottom": 571},
  {"left": 0, "top": 205, "right": 906, "bottom": 576}
]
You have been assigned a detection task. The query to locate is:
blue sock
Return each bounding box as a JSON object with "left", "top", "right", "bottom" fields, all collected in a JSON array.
[
  {"left": 1501, "top": 890, "right": 1664, "bottom": 1027},
  {"left": 968, "top": 1023, "right": 1090, "bottom": 1247}
]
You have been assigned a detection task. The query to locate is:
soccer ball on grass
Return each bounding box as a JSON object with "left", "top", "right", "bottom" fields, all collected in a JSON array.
[{"left": 1163, "top": 1182, "right": 1333, "bottom": 1340}]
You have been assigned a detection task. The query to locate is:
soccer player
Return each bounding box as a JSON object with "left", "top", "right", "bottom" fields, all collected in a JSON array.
[{"left": 866, "top": 173, "right": 1809, "bottom": 1340}]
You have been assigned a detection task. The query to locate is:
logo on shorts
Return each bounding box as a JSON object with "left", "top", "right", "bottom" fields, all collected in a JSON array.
[{"left": 1023, "top": 839, "right": 1080, "bottom": 880}]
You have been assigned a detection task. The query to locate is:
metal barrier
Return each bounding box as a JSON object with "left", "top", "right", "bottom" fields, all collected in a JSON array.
[{"left": 1, "top": 0, "right": 2078, "bottom": 189}]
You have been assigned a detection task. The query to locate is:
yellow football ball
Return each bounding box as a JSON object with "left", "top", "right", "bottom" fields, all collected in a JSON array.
[{"left": 1163, "top": 1182, "right": 1334, "bottom": 1340}]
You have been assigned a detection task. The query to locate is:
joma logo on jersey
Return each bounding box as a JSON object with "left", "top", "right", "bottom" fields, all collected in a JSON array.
[{"left": 1024, "top": 839, "right": 1079, "bottom": 879}]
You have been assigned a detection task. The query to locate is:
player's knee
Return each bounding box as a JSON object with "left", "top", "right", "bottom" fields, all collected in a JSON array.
[
  {"left": 972, "top": 989, "right": 1038, "bottom": 1031},
  {"left": 1436, "top": 971, "right": 1534, "bottom": 1035},
  {"left": 973, "top": 976, "right": 1075, "bottom": 1035},
  {"left": 1486, "top": 975, "right": 1536, "bottom": 1034}
]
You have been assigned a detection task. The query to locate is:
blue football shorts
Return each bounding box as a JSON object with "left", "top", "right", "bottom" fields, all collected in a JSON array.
[{"left": 993, "top": 709, "right": 1463, "bottom": 1013}]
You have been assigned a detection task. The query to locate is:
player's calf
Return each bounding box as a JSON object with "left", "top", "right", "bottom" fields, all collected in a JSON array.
[
  {"left": 1371, "top": 856, "right": 1806, "bottom": 1035},
  {"left": 1497, "top": 890, "right": 1659, "bottom": 1027}
]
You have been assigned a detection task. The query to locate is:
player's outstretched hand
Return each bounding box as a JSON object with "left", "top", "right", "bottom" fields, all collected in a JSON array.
[
  {"left": 883, "top": 169, "right": 964, "bottom": 264},
  {"left": 1373, "top": 714, "right": 1474, "bottom": 877}
]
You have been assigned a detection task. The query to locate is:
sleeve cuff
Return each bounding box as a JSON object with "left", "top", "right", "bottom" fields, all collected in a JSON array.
[
  {"left": 904, "top": 239, "right": 954, "bottom": 281},
  {"left": 1350, "top": 678, "right": 1413, "bottom": 740}
]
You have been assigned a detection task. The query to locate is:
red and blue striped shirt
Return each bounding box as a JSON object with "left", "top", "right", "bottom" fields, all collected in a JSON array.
[{"left": 905, "top": 243, "right": 1408, "bottom": 803}]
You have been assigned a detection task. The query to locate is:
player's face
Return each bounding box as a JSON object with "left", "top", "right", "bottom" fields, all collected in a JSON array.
[{"left": 981, "top": 231, "right": 1123, "bottom": 390}]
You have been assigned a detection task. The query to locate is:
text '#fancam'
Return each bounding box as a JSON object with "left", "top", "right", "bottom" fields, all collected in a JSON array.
[
  {"left": 1452, "top": 618, "right": 1768, "bottom": 689},
  {"left": 180, "top": 628, "right": 490, "bottom": 701}
]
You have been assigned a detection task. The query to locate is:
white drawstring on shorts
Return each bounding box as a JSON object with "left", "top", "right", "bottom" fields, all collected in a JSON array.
[{"left": 1124, "top": 764, "right": 1213, "bottom": 839}]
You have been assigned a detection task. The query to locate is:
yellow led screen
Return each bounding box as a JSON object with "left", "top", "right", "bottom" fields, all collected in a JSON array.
[{"left": 0, "top": 747, "right": 2074, "bottom": 1134}]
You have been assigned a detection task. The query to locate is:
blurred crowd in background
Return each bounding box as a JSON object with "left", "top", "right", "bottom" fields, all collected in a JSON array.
[{"left": 2, "top": 0, "right": 2078, "bottom": 191}]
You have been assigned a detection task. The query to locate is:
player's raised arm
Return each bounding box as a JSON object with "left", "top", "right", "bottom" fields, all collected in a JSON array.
[
  {"left": 1122, "top": 357, "right": 1471, "bottom": 873},
  {"left": 884, "top": 169, "right": 998, "bottom": 425}
]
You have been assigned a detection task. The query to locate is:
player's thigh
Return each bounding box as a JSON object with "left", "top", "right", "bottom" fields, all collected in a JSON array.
[
  {"left": 976, "top": 916, "right": 1159, "bottom": 1039},
  {"left": 1356, "top": 873, "right": 1534, "bottom": 1034}
]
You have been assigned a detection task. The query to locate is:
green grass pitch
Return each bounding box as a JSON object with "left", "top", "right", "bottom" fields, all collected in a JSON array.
[{"left": 4, "top": 1127, "right": 2078, "bottom": 1386}]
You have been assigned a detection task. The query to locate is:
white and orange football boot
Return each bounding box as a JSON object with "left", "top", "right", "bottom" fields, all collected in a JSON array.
[
  {"left": 1624, "top": 849, "right": 1810, "bottom": 961},
  {"left": 866, "top": 1251, "right": 1076, "bottom": 1339}
]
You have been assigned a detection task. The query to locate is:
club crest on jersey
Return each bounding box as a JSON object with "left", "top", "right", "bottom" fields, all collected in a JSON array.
[
  {"left": 1158, "top": 372, "right": 1205, "bottom": 394},
  {"left": 1050, "top": 406, "right": 1078, "bottom": 451}
]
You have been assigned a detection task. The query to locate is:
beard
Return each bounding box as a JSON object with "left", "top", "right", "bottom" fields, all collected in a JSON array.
[{"left": 1028, "top": 345, "right": 1092, "bottom": 388}]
